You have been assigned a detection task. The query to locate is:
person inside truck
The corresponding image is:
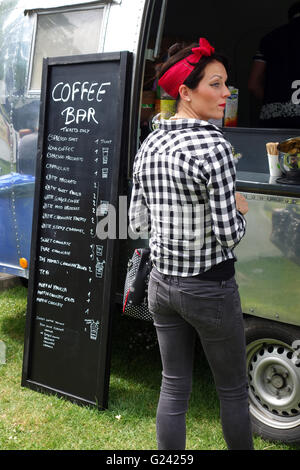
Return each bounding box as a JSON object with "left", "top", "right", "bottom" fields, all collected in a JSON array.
[
  {"left": 248, "top": 1, "right": 300, "bottom": 128},
  {"left": 129, "top": 38, "right": 253, "bottom": 450}
]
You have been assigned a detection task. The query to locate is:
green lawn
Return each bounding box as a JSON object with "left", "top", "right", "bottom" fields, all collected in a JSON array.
[{"left": 0, "top": 285, "right": 299, "bottom": 450}]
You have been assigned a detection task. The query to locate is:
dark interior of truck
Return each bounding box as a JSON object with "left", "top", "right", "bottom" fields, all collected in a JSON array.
[
  {"left": 140, "top": 0, "right": 300, "bottom": 171},
  {"left": 145, "top": 0, "right": 298, "bottom": 128}
]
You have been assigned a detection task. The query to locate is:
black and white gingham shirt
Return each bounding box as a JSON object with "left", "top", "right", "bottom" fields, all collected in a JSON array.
[{"left": 129, "top": 119, "right": 246, "bottom": 276}]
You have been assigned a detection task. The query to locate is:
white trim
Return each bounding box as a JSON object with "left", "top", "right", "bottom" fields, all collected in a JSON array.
[
  {"left": 26, "top": 13, "right": 38, "bottom": 95},
  {"left": 24, "top": 0, "right": 120, "bottom": 14}
]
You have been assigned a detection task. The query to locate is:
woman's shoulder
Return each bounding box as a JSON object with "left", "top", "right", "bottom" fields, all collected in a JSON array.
[
  {"left": 134, "top": 120, "right": 232, "bottom": 161},
  {"left": 189, "top": 122, "right": 232, "bottom": 152}
]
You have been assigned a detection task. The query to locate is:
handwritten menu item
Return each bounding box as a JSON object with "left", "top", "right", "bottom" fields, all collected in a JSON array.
[{"left": 22, "top": 52, "right": 131, "bottom": 408}]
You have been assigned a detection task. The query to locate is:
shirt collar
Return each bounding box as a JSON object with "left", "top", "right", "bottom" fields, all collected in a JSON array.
[{"left": 158, "top": 118, "right": 223, "bottom": 134}]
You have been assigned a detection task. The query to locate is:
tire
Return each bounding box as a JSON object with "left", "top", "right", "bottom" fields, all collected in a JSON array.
[{"left": 244, "top": 316, "right": 300, "bottom": 444}]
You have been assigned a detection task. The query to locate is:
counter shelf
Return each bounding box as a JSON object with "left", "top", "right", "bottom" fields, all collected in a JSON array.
[{"left": 237, "top": 171, "right": 300, "bottom": 198}]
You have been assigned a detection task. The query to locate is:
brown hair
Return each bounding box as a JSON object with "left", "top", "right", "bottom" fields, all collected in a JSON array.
[{"left": 157, "top": 42, "right": 229, "bottom": 102}]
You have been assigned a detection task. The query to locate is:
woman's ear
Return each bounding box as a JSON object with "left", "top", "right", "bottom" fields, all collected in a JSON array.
[{"left": 178, "top": 84, "right": 191, "bottom": 102}]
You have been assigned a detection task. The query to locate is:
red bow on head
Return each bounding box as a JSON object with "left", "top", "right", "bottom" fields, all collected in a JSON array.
[
  {"left": 190, "top": 38, "right": 215, "bottom": 63},
  {"left": 158, "top": 38, "right": 215, "bottom": 99}
]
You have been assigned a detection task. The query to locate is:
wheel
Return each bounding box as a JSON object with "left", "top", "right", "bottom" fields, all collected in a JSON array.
[{"left": 244, "top": 316, "right": 300, "bottom": 444}]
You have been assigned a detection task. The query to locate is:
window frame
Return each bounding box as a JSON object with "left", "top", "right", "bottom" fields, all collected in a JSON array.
[
  {"left": 27, "top": 3, "right": 110, "bottom": 96},
  {"left": 128, "top": 0, "right": 168, "bottom": 171}
]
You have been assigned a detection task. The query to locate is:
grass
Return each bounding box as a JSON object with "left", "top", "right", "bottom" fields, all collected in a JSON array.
[{"left": 0, "top": 285, "right": 299, "bottom": 451}]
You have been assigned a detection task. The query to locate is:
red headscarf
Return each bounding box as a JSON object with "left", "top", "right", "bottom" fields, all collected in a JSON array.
[{"left": 158, "top": 38, "right": 215, "bottom": 99}]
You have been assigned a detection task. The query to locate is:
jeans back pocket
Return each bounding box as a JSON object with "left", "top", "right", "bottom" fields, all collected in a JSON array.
[{"left": 180, "top": 290, "right": 224, "bottom": 330}]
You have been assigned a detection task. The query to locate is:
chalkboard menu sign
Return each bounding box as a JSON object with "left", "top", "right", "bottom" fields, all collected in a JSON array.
[{"left": 22, "top": 52, "right": 132, "bottom": 408}]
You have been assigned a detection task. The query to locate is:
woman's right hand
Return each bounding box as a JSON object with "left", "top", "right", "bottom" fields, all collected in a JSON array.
[{"left": 235, "top": 192, "right": 248, "bottom": 215}]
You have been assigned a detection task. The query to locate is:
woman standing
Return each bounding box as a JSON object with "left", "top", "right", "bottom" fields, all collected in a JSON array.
[{"left": 129, "top": 38, "right": 253, "bottom": 450}]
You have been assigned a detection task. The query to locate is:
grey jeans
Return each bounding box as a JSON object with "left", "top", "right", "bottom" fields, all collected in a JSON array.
[{"left": 148, "top": 266, "right": 254, "bottom": 450}]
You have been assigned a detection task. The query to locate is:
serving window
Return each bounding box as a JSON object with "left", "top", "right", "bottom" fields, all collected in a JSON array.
[{"left": 142, "top": 0, "right": 300, "bottom": 132}]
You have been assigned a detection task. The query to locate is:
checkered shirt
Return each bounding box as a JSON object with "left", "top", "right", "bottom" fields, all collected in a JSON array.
[{"left": 129, "top": 119, "right": 246, "bottom": 276}]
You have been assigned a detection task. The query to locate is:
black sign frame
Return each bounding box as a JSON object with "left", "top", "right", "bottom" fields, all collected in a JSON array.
[{"left": 22, "top": 51, "right": 132, "bottom": 409}]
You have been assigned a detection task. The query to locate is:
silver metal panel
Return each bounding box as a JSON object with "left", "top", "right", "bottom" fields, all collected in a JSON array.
[
  {"left": 0, "top": 0, "right": 147, "bottom": 277},
  {"left": 0, "top": 1, "right": 41, "bottom": 276},
  {"left": 103, "top": 0, "right": 146, "bottom": 54},
  {"left": 235, "top": 192, "right": 300, "bottom": 327},
  {"left": 24, "top": 0, "right": 120, "bottom": 13}
]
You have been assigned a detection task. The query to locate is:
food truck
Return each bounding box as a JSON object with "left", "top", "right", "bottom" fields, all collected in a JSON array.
[{"left": 1, "top": 0, "right": 300, "bottom": 444}]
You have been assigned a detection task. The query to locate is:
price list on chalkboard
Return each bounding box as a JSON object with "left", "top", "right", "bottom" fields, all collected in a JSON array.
[{"left": 22, "top": 52, "right": 131, "bottom": 408}]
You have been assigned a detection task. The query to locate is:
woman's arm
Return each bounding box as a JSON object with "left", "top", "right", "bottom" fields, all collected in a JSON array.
[
  {"left": 129, "top": 173, "right": 151, "bottom": 238},
  {"left": 205, "top": 143, "right": 247, "bottom": 249}
]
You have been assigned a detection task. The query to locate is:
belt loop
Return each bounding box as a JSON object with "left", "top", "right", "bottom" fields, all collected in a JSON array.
[{"left": 221, "top": 280, "right": 226, "bottom": 288}]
